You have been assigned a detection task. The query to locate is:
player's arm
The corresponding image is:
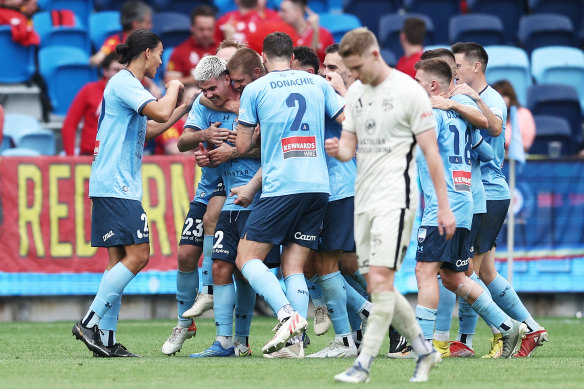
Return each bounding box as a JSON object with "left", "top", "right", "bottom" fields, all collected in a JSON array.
[
  {"left": 472, "top": 129, "right": 494, "bottom": 162},
  {"left": 145, "top": 99, "right": 191, "bottom": 141},
  {"left": 325, "top": 129, "right": 357, "bottom": 162},
  {"left": 142, "top": 80, "right": 183, "bottom": 123},
  {"left": 415, "top": 128, "right": 456, "bottom": 239},
  {"left": 235, "top": 122, "right": 256, "bottom": 155},
  {"left": 334, "top": 111, "right": 346, "bottom": 125},
  {"left": 230, "top": 168, "right": 262, "bottom": 208},
  {"left": 451, "top": 83, "right": 501, "bottom": 137},
  {"left": 207, "top": 143, "right": 260, "bottom": 166},
  {"left": 431, "top": 95, "right": 488, "bottom": 129},
  {"left": 177, "top": 122, "right": 229, "bottom": 151},
  {"left": 200, "top": 95, "right": 240, "bottom": 114}
]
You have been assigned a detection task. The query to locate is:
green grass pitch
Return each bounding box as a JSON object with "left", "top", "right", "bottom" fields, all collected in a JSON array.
[{"left": 0, "top": 317, "right": 582, "bottom": 388}]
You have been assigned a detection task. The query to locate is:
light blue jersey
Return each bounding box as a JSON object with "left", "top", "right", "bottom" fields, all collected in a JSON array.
[
  {"left": 89, "top": 69, "right": 156, "bottom": 200},
  {"left": 184, "top": 95, "right": 227, "bottom": 205},
  {"left": 325, "top": 116, "right": 356, "bottom": 201},
  {"left": 220, "top": 138, "right": 261, "bottom": 211},
  {"left": 238, "top": 69, "right": 344, "bottom": 197},
  {"left": 478, "top": 85, "right": 510, "bottom": 200},
  {"left": 418, "top": 108, "right": 473, "bottom": 229}
]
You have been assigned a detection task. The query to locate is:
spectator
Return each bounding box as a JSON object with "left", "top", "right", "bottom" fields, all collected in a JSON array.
[
  {"left": 493, "top": 80, "right": 536, "bottom": 152},
  {"left": 395, "top": 17, "right": 426, "bottom": 78},
  {"left": 216, "top": 0, "right": 267, "bottom": 44},
  {"left": 61, "top": 53, "right": 124, "bottom": 156},
  {"left": 165, "top": 5, "right": 218, "bottom": 86},
  {"left": 154, "top": 117, "right": 186, "bottom": 155},
  {"left": 0, "top": 0, "right": 39, "bottom": 46},
  {"left": 89, "top": 1, "right": 152, "bottom": 67},
  {"left": 279, "top": 0, "right": 334, "bottom": 63}
]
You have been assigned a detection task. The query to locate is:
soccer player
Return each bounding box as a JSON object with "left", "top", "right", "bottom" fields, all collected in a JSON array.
[
  {"left": 327, "top": 28, "right": 454, "bottom": 384},
  {"left": 234, "top": 32, "right": 344, "bottom": 356},
  {"left": 451, "top": 42, "right": 548, "bottom": 358},
  {"left": 413, "top": 58, "right": 523, "bottom": 361},
  {"left": 73, "top": 30, "right": 189, "bottom": 357}
]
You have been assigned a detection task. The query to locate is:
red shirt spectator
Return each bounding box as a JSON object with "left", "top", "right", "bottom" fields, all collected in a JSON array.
[
  {"left": 216, "top": 8, "right": 265, "bottom": 44},
  {"left": 155, "top": 118, "right": 185, "bottom": 155},
  {"left": 0, "top": 5, "right": 39, "bottom": 46},
  {"left": 167, "top": 38, "right": 217, "bottom": 78},
  {"left": 395, "top": 17, "right": 426, "bottom": 79},
  {"left": 395, "top": 50, "right": 423, "bottom": 79},
  {"left": 296, "top": 25, "right": 334, "bottom": 64}
]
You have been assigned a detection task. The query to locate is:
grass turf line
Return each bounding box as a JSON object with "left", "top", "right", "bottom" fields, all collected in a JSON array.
[{"left": 0, "top": 317, "right": 581, "bottom": 388}]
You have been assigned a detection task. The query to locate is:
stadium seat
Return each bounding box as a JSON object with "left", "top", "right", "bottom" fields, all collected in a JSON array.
[
  {"left": 449, "top": 14, "right": 504, "bottom": 46},
  {"left": 39, "top": 46, "right": 97, "bottom": 116},
  {"left": 531, "top": 46, "right": 584, "bottom": 112},
  {"left": 32, "top": 11, "right": 91, "bottom": 53},
  {"left": 484, "top": 45, "right": 531, "bottom": 106},
  {"left": 0, "top": 135, "right": 12, "bottom": 153},
  {"left": 378, "top": 13, "right": 434, "bottom": 59},
  {"left": 466, "top": 0, "right": 524, "bottom": 45},
  {"left": 49, "top": 0, "right": 93, "bottom": 27},
  {"left": 528, "top": 0, "right": 584, "bottom": 41},
  {"left": 1, "top": 147, "right": 42, "bottom": 157},
  {"left": 16, "top": 130, "right": 56, "bottom": 156},
  {"left": 154, "top": 47, "right": 174, "bottom": 87},
  {"left": 343, "top": 0, "right": 398, "bottom": 37},
  {"left": 0, "top": 26, "right": 36, "bottom": 83},
  {"left": 318, "top": 13, "right": 361, "bottom": 43},
  {"left": 3, "top": 114, "right": 43, "bottom": 139},
  {"left": 152, "top": 12, "right": 191, "bottom": 48},
  {"left": 380, "top": 49, "right": 397, "bottom": 67},
  {"left": 404, "top": 0, "right": 460, "bottom": 44},
  {"left": 518, "top": 14, "right": 577, "bottom": 55},
  {"left": 152, "top": 0, "right": 210, "bottom": 14},
  {"left": 89, "top": 11, "right": 121, "bottom": 49},
  {"left": 529, "top": 115, "right": 573, "bottom": 156},
  {"left": 527, "top": 84, "right": 583, "bottom": 144},
  {"left": 423, "top": 44, "right": 450, "bottom": 51}
]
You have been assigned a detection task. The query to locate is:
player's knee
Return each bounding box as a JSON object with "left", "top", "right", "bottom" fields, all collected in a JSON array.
[
  {"left": 339, "top": 253, "right": 358, "bottom": 275},
  {"left": 202, "top": 212, "right": 218, "bottom": 234},
  {"left": 212, "top": 260, "right": 234, "bottom": 284},
  {"left": 177, "top": 246, "right": 199, "bottom": 272},
  {"left": 415, "top": 261, "right": 436, "bottom": 282},
  {"left": 452, "top": 276, "right": 473, "bottom": 299}
]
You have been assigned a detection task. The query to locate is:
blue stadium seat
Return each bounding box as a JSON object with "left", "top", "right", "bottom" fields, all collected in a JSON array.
[
  {"left": 154, "top": 47, "right": 174, "bottom": 86},
  {"left": 49, "top": 0, "right": 93, "bottom": 27},
  {"left": 1, "top": 147, "right": 42, "bottom": 157},
  {"left": 485, "top": 45, "right": 531, "bottom": 106},
  {"left": 152, "top": 12, "right": 191, "bottom": 48},
  {"left": 518, "top": 14, "right": 576, "bottom": 55},
  {"left": 404, "top": 0, "right": 460, "bottom": 44},
  {"left": 32, "top": 11, "right": 91, "bottom": 53},
  {"left": 449, "top": 14, "right": 504, "bottom": 46},
  {"left": 531, "top": 46, "right": 584, "bottom": 112},
  {"left": 378, "top": 13, "right": 434, "bottom": 59},
  {"left": 530, "top": 115, "right": 573, "bottom": 156},
  {"left": 89, "top": 11, "right": 121, "bottom": 49},
  {"left": 466, "top": 0, "right": 524, "bottom": 45},
  {"left": 527, "top": 84, "right": 583, "bottom": 144},
  {"left": 0, "top": 135, "right": 13, "bottom": 153},
  {"left": 3, "top": 114, "right": 43, "bottom": 139},
  {"left": 528, "top": 0, "right": 584, "bottom": 42},
  {"left": 94, "top": 0, "right": 122, "bottom": 11},
  {"left": 0, "top": 26, "right": 36, "bottom": 83},
  {"left": 380, "top": 48, "right": 397, "bottom": 67},
  {"left": 17, "top": 130, "right": 56, "bottom": 156},
  {"left": 318, "top": 13, "right": 361, "bottom": 43},
  {"left": 39, "top": 47, "right": 97, "bottom": 116},
  {"left": 343, "top": 0, "right": 398, "bottom": 37},
  {"left": 153, "top": 0, "right": 209, "bottom": 14},
  {"left": 213, "top": 0, "right": 238, "bottom": 15}
]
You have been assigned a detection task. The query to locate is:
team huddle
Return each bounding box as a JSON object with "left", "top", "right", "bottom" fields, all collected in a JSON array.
[{"left": 71, "top": 27, "right": 549, "bottom": 384}]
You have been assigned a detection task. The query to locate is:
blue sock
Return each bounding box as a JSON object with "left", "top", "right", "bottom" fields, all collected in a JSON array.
[
  {"left": 201, "top": 235, "right": 214, "bottom": 293},
  {"left": 89, "top": 262, "right": 134, "bottom": 318},
  {"left": 319, "top": 271, "right": 351, "bottom": 336},
  {"left": 471, "top": 291, "right": 513, "bottom": 333},
  {"left": 347, "top": 309, "right": 362, "bottom": 331},
  {"left": 487, "top": 273, "right": 531, "bottom": 324},
  {"left": 343, "top": 277, "right": 368, "bottom": 314},
  {"left": 177, "top": 270, "right": 198, "bottom": 327},
  {"left": 98, "top": 270, "right": 121, "bottom": 347},
  {"left": 241, "top": 259, "right": 290, "bottom": 315},
  {"left": 214, "top": 283, "right": 235, "bottom": 337},
  {"left": 415, "top": 305, "right": 437, "bottom": 340},
  {"left": 344, "top": 274, "right": 369, "bottom": 300},
  {"left": 458, "top": 273, "right": 480, "bottom": 340},
  {"left": 234, "top": 279, "right": 256, "bottom": 340},
  {"left": 435, "top": 277, "right": 456, "bottom": 334},
  {"left": 284, "top": 273, "right": 309, "bottom": 319},
  {"left": 306, "top": 275, "right": 326, "bottom": 307},
  {"left": 351, "top": 270, "right": 368, "bottom": 292}
]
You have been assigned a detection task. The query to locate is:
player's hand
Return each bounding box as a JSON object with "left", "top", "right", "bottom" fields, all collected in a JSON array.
[
  {"left": 166, "top": 79, "right": 184, "bottom": 92},
  {"left": 325, "top": 137, "right": 340, "bottom": 157},
  {"left": 224, "top": 100, "right": 240, "bottom": 114},
  {"left": 208, "top": 142, "right": 236, "bottom": 165},
  {"left": 230, "top": 183, "right": 255, "bottom": 208},
  {"left": 437, "top": 208, "right": 456, "bottom": 240},
  {"left": 227, "top": 130, "right": 238, "bottom": 144},
  {"left": 219, "top": 17, "right": 236, "bottom": 40},
  {"left": 194, "top": 144, "right": 210, "bottom": 167},
  {"left": 305, "top": 6, "right": 319, "bottom": 28},
  {"left": 450, "top": 83, "right": 480, "bottom": 102},
  {"left": 184, "top": 87, "right": 200, "bottom": 107},
  {"left": 326, "top": 72, "right": 347, "bottom": 97},
  {"left": 430, "top": 95, "right": 454, "bottom": 110},
  {"left": 206, "top": 122, "right": 229, "bottom": 145}
]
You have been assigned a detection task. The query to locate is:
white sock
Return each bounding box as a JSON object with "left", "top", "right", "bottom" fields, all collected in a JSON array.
[
  {"left": 355, "top": 352, "right": 374, "bottom": 371},
  {"left": 276, "top": 304, "right": 294, "bottom": 322},
  {"left": 361, "top": 292, "right": 395, "bottom": 358},
  {"left": 81, "top": 310, "right": 101, "bottom": 328},
  {"left": 410, "top": 333, "right": 433, "bottom": 356},
  {"left": 216, "top": 336, "right": 233, "bottom": 349},
  {"left": 335, "top": 333, "right": 356, "bottom": 348},
  {"left": 358, "top": 300, "right": 373, "bottom": 321},
  {"left": 433, "top": 330, "right": 450, "bottom": 342}
]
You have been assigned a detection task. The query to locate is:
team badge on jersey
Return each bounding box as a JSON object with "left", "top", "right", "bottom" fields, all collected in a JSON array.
[
  {"left": 281, "top": 136, "right": 316, "bottom": 159},
  {"left": 452, "top": 170, "right": 471, "bottom": 192},
  {"left": 365, "top": 119, "right": 376, "bottom": 135},
  {"left": 417, "top": 227, "right": 427, "bottom": 243}
]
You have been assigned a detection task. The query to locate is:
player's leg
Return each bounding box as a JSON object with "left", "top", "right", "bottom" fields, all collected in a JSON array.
[
  {"left": 340, "top": 252, "right": 368, "bottom": 295},
  {"left": 414, "top": 260, "right": 441, "bottom": 342},
  {"left": 433, "top": 276, "right": 455, "bottom": 357},
  {"left": 304, "top": 252, "right": 331, "bottom": 336},
  {"left": 233, "top": 269, "right": 255, "bottom": 356}
]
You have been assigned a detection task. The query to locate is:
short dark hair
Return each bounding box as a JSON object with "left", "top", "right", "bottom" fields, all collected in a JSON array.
[
  {"left": 402, "top": 17, "right": 426, "bottom": 46},
  {"left": 227, "top": 47, "right": 264, "bottom": 76},
  {"left": 414, "top": 58, "right": 453, "bottom": 86},
  {"left": 293, "top": 46, "right": 319, "bottom": 73},
  {"left": 263, "top": 32, "right": 294, "bottom": 60},
  {"left": 121, "top": 1, "right": 152, "bottom": 32},
  {"left": 102, "top": 52, "right": 120, "bottom": 69},
  {"left": 324, "top": 43, "right": 339, "bottom": 55},
  {"left": 116, "top": 29, "right": 161, "bottom": 65},
  {"left": 239, "top": 0, "right": 259, "bottom": 8},
  {"left": 451, "top": 42, "right": 489, "bottom": 72},
  {"left": 190, "top": 5, "right": 215, "bottom": 25},
  {"left": 285, "top": 0, "right": 307, "bottom": 8},
  {"left": 420, "top": 48, "right": 454, "bottom": 62}
]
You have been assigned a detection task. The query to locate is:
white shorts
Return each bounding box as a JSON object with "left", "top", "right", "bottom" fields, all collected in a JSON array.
[{"left": 354, "top": 208, "right": 416, "bottom": 274}]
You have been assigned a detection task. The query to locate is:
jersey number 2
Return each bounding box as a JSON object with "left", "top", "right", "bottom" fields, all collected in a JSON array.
[{"left": 286, "top": 93, "right": 310, "bottom": 131}]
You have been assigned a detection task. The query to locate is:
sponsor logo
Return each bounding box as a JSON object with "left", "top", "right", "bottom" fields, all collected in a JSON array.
[
  {"left": 93, "top": 140, "right": 100, "bottom": 161},
  {"left": 382, "top": 98, "right": 393, "bottom": 111},
  {"left": 282, "top": 136, "right": 317, "bottom": 159},
  {"left": 421, "top": 111, "right": 433, "bottom": 119},
  {"left": 417, "top": 227, "right": 427, "bottom": 243},
  {"left": 189, "top": 51, "right": 200, "bottom": 65},
  {"left": 122, "top": 186, "right": 128, "bottom": 192},
  {"left": 453, "top": 170, "right": 471, "bottom": 192},
  {"left": 355, "top": 98, "right": 363, "bottom": 114},
  {"left": 456, "top": 258, "right": 469, "bottom": 267},
  {"left": 365, "top": 119, "right": 376, "bottom": 135},
  {"left": 102, "top": 230, "right": 114, "bottom": 242},
  {"left": 294, "top": 231, "right": 317, "bottom": 241}
]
